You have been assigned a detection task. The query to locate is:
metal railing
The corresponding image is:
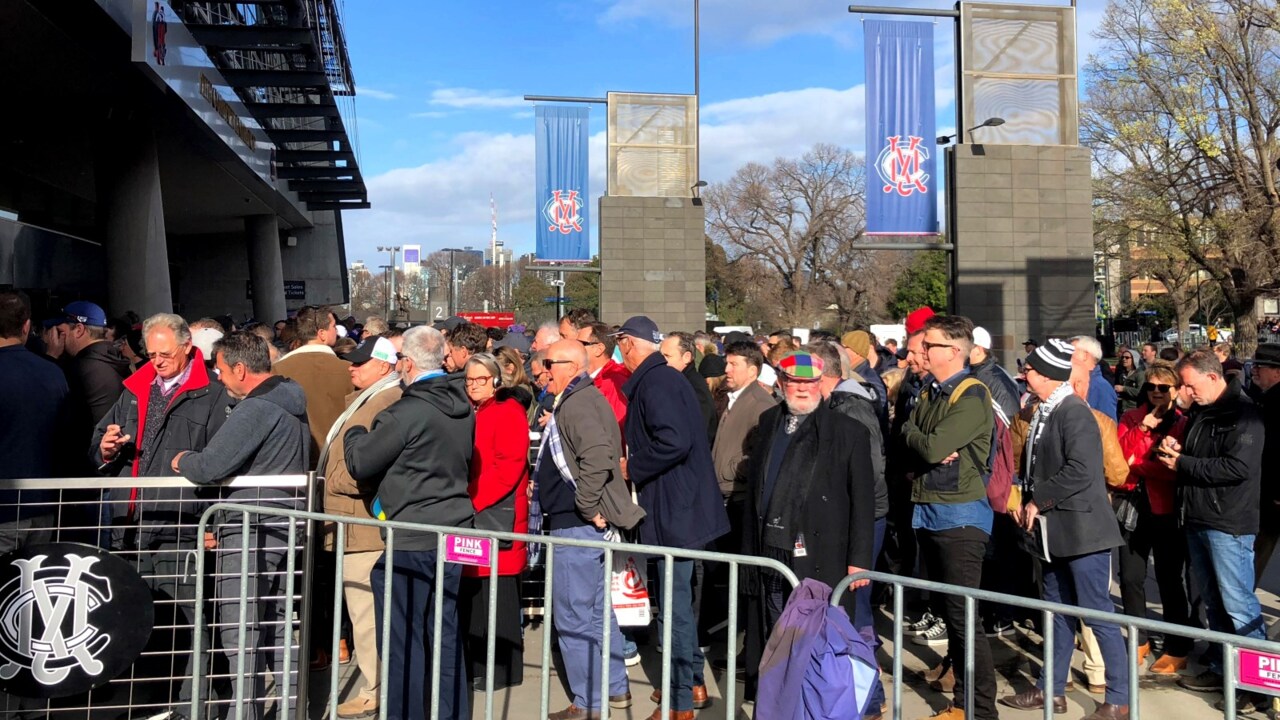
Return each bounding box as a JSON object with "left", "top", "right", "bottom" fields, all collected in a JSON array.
[
  {"left": 0, "top": 475, "right": 311, "bottom": 720},
  {"left": 191, "top": 504, "right": 801, "bottom": 720},
  {"left": 833, "top": 570, "right": 1280, "bottom": 720}
]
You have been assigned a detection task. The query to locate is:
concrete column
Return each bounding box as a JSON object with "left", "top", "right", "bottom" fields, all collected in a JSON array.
[
  {"left": 246, "top": 214, "right": 286, "bottom": 323},
  {"left": 100, "top": 125, "right": 172, "bottom": 316}
]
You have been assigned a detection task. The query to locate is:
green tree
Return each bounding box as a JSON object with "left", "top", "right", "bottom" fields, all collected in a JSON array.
[
  {"left": 888, "top": 251, "right": 948, "bottom": 320},
  {"left": 563, "top": 256, "right": 601, "bottom": 318},
  {"left": 511, "top": 272, "right": 554, "bottom": 327}
]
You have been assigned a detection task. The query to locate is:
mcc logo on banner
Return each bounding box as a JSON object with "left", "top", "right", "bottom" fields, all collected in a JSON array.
[
  {"left": 535, "top": 105, "right": 591, "bottom": 262},
  {"left": 864, "top": 20, "right": 939, "bottom": 236}
]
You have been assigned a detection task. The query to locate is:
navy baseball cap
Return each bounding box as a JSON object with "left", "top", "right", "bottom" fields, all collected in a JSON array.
[
  {"left": 610, "top": 316, "right": 662, "bottom": 344},
  {"left": 61, "top": 301, "right": 109, "bottom": 328}
]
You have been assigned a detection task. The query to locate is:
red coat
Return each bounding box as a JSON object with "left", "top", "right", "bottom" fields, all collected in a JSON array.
[
  {"left": 1116, "top": 404, "right": 1188, "bottom": 516},
  {"left": 593, "top": 359, "right": 630, "bottom": 442},
  {"left": 465, "top": 396, "right": 530, "bottom": 577}
]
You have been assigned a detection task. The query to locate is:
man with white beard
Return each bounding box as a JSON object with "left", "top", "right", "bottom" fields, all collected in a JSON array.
[{"left": 741, "top": 350, "right": 879, "bottom": 716}]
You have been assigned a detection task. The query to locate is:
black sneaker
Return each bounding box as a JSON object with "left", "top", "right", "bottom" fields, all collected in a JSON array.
[
  {"left": 1214, "top": 691, "right": 1267, "bottom": 714},
  {"left": 911, "top": 617, "right": 949, "bottom": 647},
  {"left": 983, "top": 618, "right": 1014, "bottom": 637},
  {"left": 1178, "top": 670, "right": 1223, "bottom": 693},
  {"left": 906, "top": 612, "right": 938, "bottom": 636}
]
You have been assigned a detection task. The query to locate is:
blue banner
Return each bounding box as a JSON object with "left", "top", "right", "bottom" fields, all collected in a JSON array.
[
  {"left": 535, "top": 105, "right": 591, "bottom": 261},
  {"left": 864, "top": 20, "right": 938, "bottom": 235}
]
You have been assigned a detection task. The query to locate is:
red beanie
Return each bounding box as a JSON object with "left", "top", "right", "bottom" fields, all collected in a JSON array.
[{"left": 905, "top": 307, "right": 936, "bottom": 335}]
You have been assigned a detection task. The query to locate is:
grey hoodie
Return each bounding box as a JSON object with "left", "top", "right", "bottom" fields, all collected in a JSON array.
[
  {"left": 829, "top": 378, "right": 889, "bottom": 519},
  {"left": 177, "top": 375, "right": 309, "bottom": 502}
]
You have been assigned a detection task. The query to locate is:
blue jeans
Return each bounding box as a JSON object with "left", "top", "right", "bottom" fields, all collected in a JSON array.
[
  {"left": 654, "top": 558, "right": 699, "bottom": 711},
  {"left": 1039, "top": 550, "right": 1129, "bottom": 706},
  {"left": 550, "top": 526, "right": 629, "bottom": 708},
  {"left": 371, "top": 550, "right": 467, "bottom": 720},
  {"left": 1186, "top": 526, "right": 1267, "bottom": 674}
]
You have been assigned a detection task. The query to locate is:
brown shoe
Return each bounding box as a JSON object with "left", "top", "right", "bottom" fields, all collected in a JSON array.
[
  {"left": 609, "top": 693, "right": 632, "bottom": 709},
  {"left": 1088, "top": 683, "right": 1106, "bottom": 695},
  {"left": 916, "top": 706, "right": 965, "bottom": 720},
  {"left": 309, "top": 650, "right": 330, "bottom": 671},
  {"left": 928, "top": 666, "right": 955, "bottom": 693},
  {"left": 549, "top": 705, "right": 600, "bottom": 720},
  {"left": 1135, "top": 642, "right": 1150, "bottom": 665},
  {"left": 649, "top": 685, "right": 711, "bottom": 709},
  {"left": 1082, "top": 703, "right": 1129, "bottom": 720},
  {"left": 336, "top": 697, "right": 377, "bottom": 719},
  {"left": 338, "top": 639, "right": 351, "bottom": 665},
  {"left": 999, "top": 688, "right": 1067, "bottom": 714},
  {"left": 1149, "top": 654, "right": 1187, "bottom": 675},
  {"left": 645, "top": 711, "right": 695, "bottom": 720}
]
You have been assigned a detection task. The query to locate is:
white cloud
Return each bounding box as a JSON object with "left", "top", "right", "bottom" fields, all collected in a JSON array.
[
  {"left": 345, "top": 84, "right": 872, "bottom": 261},
  {"left": 359, "top": 88, "right": 398, "bottom": 101},
  {"left": 599, "top": 0, "right": 855, "bottom": 46},
  {"left": 410, "top": 111, "right": 451, "bottom": 119},
  {"left": 429, "top": 88, "right": 526, "bottom": 109}
]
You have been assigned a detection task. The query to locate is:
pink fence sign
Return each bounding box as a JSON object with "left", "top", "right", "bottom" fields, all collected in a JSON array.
[
  {"left": 444, "top": 535, "right": 492, "bottom": 567},
  {"left": 1238, "top": 648, "right": 1280, "bottom": 696}
]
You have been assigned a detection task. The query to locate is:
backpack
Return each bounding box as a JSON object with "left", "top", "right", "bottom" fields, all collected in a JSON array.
[{"left": 947, "top": 377, "right": 1016, "bottom": 514}]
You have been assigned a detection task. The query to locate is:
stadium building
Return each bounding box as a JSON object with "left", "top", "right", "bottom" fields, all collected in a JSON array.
[{"left": 0, "top": 0, "right": 368, "bottom": 322}]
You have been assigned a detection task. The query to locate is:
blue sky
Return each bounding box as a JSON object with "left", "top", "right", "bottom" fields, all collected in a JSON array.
[{"left": 340, "top": 0, "right": 1105, "bottom": 267}]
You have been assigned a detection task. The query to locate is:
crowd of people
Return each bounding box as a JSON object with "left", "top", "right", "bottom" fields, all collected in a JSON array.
[{"left": 1, "top": 289, "right": 1278, "bottom": 720}]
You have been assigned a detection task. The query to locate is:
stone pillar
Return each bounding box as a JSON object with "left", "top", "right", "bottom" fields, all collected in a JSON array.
[
  {"left": 246, "top": 214, "right": 286, "bottom": 323},
  {"left": 950, "top": 144, "right": 1095, "bottom": 368},
  {"left": 100, "top": 125, "right": 172, "bottom": 317},
  {"left": 599, "top": 196, "right": 705, "bottom": 331}
]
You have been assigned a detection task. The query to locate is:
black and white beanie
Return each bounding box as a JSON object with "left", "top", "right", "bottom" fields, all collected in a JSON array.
[{"left": 1026, "top": 338, "right": 1074, "bottom": 382}]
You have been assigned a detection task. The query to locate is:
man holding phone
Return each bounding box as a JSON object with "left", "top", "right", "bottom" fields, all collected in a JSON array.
[{"left": 1157, "top": 350, "right": 1267, "bottom": 711}]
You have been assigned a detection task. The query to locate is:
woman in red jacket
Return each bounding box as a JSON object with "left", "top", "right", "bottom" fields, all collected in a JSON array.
[
  {"left": 1115, "top": 362, "right": 1199, "bottom": 674},
  {"left": 460, "top": 353, "right": 531, "bottom": 690}
]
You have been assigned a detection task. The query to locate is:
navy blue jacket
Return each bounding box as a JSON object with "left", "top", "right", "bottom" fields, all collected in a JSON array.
[{"left": 622, "top": 352, "right": 729, "bottom": 549}]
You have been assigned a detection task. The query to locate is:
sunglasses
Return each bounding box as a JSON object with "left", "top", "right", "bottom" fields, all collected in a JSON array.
[
  {"left": 542, "top": 359, "right": 574, "bottom": 370},
  {"left": 921, "top": 341, "right": 958, "bottom": 353},
  {"left": 1142, "top": 383, "right": 1174, "bottom": 393}
]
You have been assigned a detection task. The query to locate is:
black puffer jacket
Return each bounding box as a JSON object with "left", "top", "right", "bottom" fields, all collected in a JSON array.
[
  {"left": 1176, "top": 378, "right": 1264, "bottom": 536},
  {"left": 971, "top": 354, "right": 1020, "bottom": 422},
  {"left": 344, "top": 372, "right": 476, "bottom": 551}
]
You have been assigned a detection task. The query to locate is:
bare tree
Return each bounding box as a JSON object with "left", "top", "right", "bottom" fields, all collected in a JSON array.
[
  {"left": 1084, "top": 0, "right": 1280, "bottom": 354},
  {"left": 705, "top": 143, "right": 880, "bottom": 328}
]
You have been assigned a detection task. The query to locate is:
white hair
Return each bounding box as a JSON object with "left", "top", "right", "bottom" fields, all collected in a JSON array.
[
  {"left": 402, "top": 325, "right": 446, "bottom": 371},
  {"left": 1069, "top": 335, "right": 1103, "bottom": 363},
  {"left": 535, "top": 322, "right": 562, "bottom": 343},
  {"left": 143, "top": 313, "right": 192, "bottom": 345}
]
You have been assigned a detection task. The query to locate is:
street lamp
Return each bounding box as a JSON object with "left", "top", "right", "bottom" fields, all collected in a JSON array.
[
  {"left": 966, "top": 116, "right": 1006, "bottom": 142},
  {"left": 691, "top": 179, "right": 707, "bottom": 206},
  {"left": 376, "top": 245, "right": 401, "bottom": 317},
  {"left": 441, "top": 247, "right": 464, "bottom": 316}
]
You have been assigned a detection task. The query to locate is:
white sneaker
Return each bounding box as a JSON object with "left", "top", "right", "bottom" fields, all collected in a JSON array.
[{"left": 624, "top": 650, "right": 641, "bottom": 667}]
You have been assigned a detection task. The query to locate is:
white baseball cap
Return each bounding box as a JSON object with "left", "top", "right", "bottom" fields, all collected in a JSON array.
[
  {"left": 346, "top": 336, "right": 398, "bottom": 366},
  {"left": 972, "top": 326, "right": 992, "bottom": 350},
  {"left": 191, "top": 327, "right": 223, "bottom": 360}
]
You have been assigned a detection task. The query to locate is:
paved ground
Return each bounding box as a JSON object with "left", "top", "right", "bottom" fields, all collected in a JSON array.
[{"left": 301, "top": 559, "right": 1280, "bottom": 720}]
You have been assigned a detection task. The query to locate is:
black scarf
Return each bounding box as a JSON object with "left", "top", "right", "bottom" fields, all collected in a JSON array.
[{"left": 760, "top": 407, "right": 821, "bottom": 553}]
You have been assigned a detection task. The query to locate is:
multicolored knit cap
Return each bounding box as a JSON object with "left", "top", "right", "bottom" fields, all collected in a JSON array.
[{"left": 777, "top": 350, "right": 824, "bottom": 379}]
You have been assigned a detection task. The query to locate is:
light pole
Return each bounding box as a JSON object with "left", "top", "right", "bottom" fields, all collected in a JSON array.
[
  {"left": 441, "top": 247, "right": 463, "bottom": 316},
  {"left": 964, "top": 117, "right": 1006, "bottom": 143},
  {"left": 377, "top": 245, "right": 401, "bottom": 317}
]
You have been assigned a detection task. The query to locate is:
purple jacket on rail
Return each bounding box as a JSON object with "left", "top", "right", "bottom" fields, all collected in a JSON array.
[{"left": 756, "top": 579, "right": 879, "bottom": 720}]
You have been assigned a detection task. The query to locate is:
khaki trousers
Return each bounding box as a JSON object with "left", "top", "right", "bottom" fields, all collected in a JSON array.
[{"left": 344, "top": 550, "right": 382, "bottom": 699}]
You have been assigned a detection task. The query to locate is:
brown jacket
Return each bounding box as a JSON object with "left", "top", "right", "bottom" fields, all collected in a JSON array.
[
  {"left": 711, "top": 382, "right": 778, "bottom": 498},
  {"left": 323, "top": 380, "right": 402, "bottom": 552},
  {"left": 273, "top": 345, "right": 352, "bottom": 467},
  {"left": 1012, "top": 400, "right": 1130, "bottom": 490}
]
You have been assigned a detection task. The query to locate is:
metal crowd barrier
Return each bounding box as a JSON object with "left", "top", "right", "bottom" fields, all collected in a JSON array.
[
  {"left": 0, "top": 475, "right": 312, "bottom": 720},
  {"left": 833, "top": 569, "right": 1280, "bottom": 720},
  {"left": 191, "top": 504, "right": 801, "bottom": 720}
]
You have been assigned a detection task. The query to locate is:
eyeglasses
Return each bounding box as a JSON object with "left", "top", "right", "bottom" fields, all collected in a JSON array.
[
  {"left": 148, "top": 349, "right": 184, "bottom": 361},
  {"left": 396, "top": 353, "right": 406, "bottom": 360},
  {"left": 464, "top": 376, "right": 494, "bottom": 386},
  {"left": 921, "top": 341, "right": 958, "bottom": 353},
  {"left": 542, "top": 359, "right": 575, "bottom": 370},
  {"left": 1141, "top": 383, "right": 1174, "bottom": 393},
  {"left": 580, "top": 340, "right": 602, "bottom": 347}
]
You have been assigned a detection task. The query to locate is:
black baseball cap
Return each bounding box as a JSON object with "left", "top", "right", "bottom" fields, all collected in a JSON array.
[{"left": 609, "top": 316, "right": 663, "bottom": 344}]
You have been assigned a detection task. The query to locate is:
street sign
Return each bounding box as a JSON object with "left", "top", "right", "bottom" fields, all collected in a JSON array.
[
  {"left": 544, "top": 297, "right": 571, "bottom": 304},
  {"left": 458, "top": 311, "right": 516, "bottom": 329},
  {"left": 1138, "top": 310, "right": 1158, "bottom": 316},
  {"left": 1239, "top": 648, "right": 1280, "bottom": 696}
]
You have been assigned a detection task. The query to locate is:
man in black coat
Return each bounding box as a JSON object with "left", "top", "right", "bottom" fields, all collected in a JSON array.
[
  {"left": 1000, "top": 339, "right": 1129, "bottom": 720},
  {"left": 616, "top": 317, "right": 728, "bottom": 720},
  {"left": 1159, "top": 350, "right": 1267, "bottom": 705},
  {"left": 740, "top": 349, "right": 878, "bottom": 714},
  {"left": 1249, "top": 343, "right": 1280, "bottom": 583},
  {"left": 661, "top": 331, "right": 718, "bottom": 445}
]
